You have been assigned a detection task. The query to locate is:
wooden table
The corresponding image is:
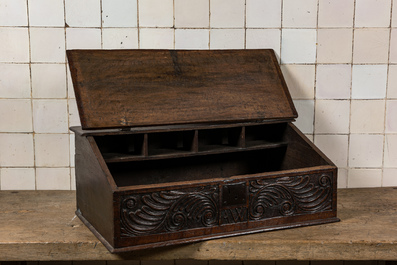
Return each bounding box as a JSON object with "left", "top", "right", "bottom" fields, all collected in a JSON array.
[{"left": 0, "top": 188, "right": 396, "bottom": 261}]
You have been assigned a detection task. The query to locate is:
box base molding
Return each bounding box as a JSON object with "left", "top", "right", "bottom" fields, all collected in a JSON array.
[{"left": 76, "top": 209, "right": 340, "bottom": 253}]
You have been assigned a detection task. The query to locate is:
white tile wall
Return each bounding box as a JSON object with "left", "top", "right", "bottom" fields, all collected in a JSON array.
[
  {"left": 102, "top": 28, "right": 139, "bottom": 49},
  {"left": 354, "top": 0, "right": 391, "bottom": 27},
  {"left": 0, "top": 0, "right": 28, "bottom": 26},
  {"left": 0, "top": 168, "right": 35, "bottom": 190},
  {"left": 281, "top": 29, "right": 316, "bottom": 63},
  {"left": 30, "top": 28, "right": 66, "bottom": 63},
  {"left": 66, "top": 28, "right": 101, "bottom": 49},
  {"left": 210, "top": 0, "right": 245, "bottom": 28},
  {"left": 384, "top": 134, "right": 397, "bottom": 167},
  {"left": 293, "top": 100, "right": 314, "bottom": 134},
  {"left": 350, "top": 100, "right": 385, "bottom": 133},
  {"left": 175, "top": 29, "right": 209, "bottom": 49},
  {"left": 315, "top": 100, "right": 350, "bottom": 134},
  {"left": 282, "top": 0, "right": 317, "bottom": 28},
  {"left": 280, "top": 65, "right": 315, "bottom": 99},
  {"left": 0, "top": 0, "right": 396, "bottom": 190},
  {"left": 0, "top": 28, "right": 29, "bottom": 62},
  {"left": 33, "top": 100, "right": 69, "bottom": 133},
  {"left": 28, "top": 0, "right": 65, "bottom": 27},
  {"left": 0, "top": 64, "right": 31, "bottom": 98},
  {"left": 0, "top": 168, "right": 36, "bottom": 190},
  {"left": 349, "top": 134, "right": 384, "bottom": 168},
  {"left": 318, "top": 0, "right": 354, "bottom": 28},
  {"left": 65, "top": 0, "right": 101, "bottom": 27},
  {"left": 386, "top": 100, "right": 397, "bottom": 132},
  {"left": 351, "top": 65, "right": 388, "bottom": 99},
  {"left": 0, "top": 134, "right": 34, "bottom": 167},
  {"left": 68, "top": 99, "right": 81, "bottom": 127},
  {"left": 337, "top": 168, "right": 348, "bottom": 188},
  {"left": 36, "top": 168, "right": 71, "bottom": 190},
  {"left": 139, "top": 0, "right": 173, "bottom": 27},
  {"left": 31, "top": 64, "right": 67, "bottom": 99},
  {"left": 139, "top": 28, "right": 174, "bottom": 49},
  {"left": 348, "top": 169, "right": 382, "bottom": 188},
  {"left": 175, "top": 0, "right": 209, "bottom": 28},
  {"left": 34, "top": 134, "right": 70, "bottom": 167},
  {"left": 316, "top": 65, "right": 351, "bottom": 99},
  {"left": 353, "top": 29, "right": 390, "bottom": 64},
  {"left": 210, "top": 29, "right": 245, "bottom": 49},
  {"left": 314, "top": 135, "right": 348, "bottom": 168},
  {"left": 246, "top": 0, "right": 281, "bottom": 28},
  {"left": 70, "top": 167, "right": 76, "bottom": 190},
  {"left": 102, "top": 0, "right": 137, "bottom": 28},
  {"left": 246, "top": 29, "right": 281, "bottom": 55},
  {"left": 388, "top": 65, "right": 397, "bottom": 98},
  {"left": 390, "top": 29, "right": 397, "bottom": 63},
  {"left": 383, "top": 168, "right": 397, "bottom": 186},
  {"left": 0, "top": 99, "right": 32, "bottom": 132},
  {"left": 317, "top": 29, "right": 352, "bottom": 64}
]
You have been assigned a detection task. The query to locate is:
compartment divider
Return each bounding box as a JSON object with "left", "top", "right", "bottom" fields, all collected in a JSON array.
[
  {"left": 142, "top": 133, "right": 148, "bottom": 157},
  {"left": 191, "top": 130, "right": 199, "bottom": 153}
]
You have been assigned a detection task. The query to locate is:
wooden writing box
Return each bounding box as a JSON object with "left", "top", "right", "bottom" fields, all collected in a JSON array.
[{"left": 67, "top": 49, "right": 339, "bottom": 253}]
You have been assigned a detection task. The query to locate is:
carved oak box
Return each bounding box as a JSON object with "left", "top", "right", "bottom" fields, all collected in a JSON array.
[{"left": 67, "top": 49, "right": 339, "bottom": 253}]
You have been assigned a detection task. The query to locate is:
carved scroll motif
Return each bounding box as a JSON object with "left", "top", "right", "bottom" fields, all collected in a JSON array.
[
  {"left": 249, "top": 174, "right": 333, "bottom": 220},
  {"left": 120, "top": 186, "right": 219, "bottom": 236}
]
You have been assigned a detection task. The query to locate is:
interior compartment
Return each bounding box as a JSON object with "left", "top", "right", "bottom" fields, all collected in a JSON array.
[
  {"left": 245, "top": 123, "right": 287, "bottom": 147},
  {"left": 104, "top": 124, "right": 331, "bottom": 187},
  {"left": 198, "top": 127, "right": 243, "bottom": 151},
  {"left": 95, "top": 134, "right": 145, "bottom": 160},
  {"left": 108, "top": 148, "right": 287, "bottom": 187},
  {"left": 148, "top": 130, "right": 196, "bottom": 155}
]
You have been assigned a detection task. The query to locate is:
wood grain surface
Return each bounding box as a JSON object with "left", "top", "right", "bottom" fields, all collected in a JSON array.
[
  {"left": 67, "top": 49, "right": 297, "bottom": 129},
  {"left": 0, "top": 188, "right": 396, "bottom": 261}
]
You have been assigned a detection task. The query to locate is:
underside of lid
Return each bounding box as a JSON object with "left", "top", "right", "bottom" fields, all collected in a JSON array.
[{"left": 67, "top": 49, "right": 297, "bottom": 130}]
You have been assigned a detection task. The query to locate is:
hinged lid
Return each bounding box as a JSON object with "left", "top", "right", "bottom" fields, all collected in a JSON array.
[{"left": 67, "top": 49, "right": 297, "bottom": 130}]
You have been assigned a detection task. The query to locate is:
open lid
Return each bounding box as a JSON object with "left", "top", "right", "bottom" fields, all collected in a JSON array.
[{"left": 67, "top": 49, "right": 297, "bottom": 130}]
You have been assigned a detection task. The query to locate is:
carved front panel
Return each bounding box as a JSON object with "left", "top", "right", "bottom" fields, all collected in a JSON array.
[
  {"left": 249, "top": 173, "right": 333, "bottom": 220},
  {"left": 120, "top": 186, "right": 219, "bottom": 237},
  {"left": 119, "top": 172, "right": 333, "bottom": 237}
]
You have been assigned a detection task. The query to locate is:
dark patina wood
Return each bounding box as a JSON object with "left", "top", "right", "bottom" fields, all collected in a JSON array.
[
  {"left": 67, "top": 49, "right": 297, "bottom": 130},
  {"left": 68, "top": 49, "right": 338, "bottom": 253}
]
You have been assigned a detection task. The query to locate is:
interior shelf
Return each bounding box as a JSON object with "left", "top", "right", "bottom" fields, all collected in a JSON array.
[{"left": 95, "top": 123, "right": 288, "bottom": 163}]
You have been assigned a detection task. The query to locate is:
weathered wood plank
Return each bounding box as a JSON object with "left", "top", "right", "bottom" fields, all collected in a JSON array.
[{"left": 0, "top": 188, "right": 396, "bottom": 261}]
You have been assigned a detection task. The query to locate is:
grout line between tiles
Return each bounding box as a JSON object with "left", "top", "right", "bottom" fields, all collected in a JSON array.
[
  {"left": 381, "top": 0, "right": 394, "bottom": 186},
  {"left": 100, "top": 0, "right": 103, "bottom": 48},
  {"left": 346, "top": 0, "right": 358, "bottom": 188},
  {"left": 173, "top": 0, "right": 176, "bottom": 49},
  {"left": 312, "top": 0, "right": 320, "bottom": 141},
  {"left": 24, "top": 0, "right": 38, "bottom": 191},
  {"left": 63, "top": 0, "right": 72, "bottom": 190},
  {"left": 208, "top": 0, "right": 211, "bottom": 49},
  {"left": 2, "top": 25, "right": 397, "bottom": 29},
  {"left": 243, "top": 0, "right": 246, "bottom": 49},
  {"left": 279, "top": 0, "right": 284, "bottom": 62},
  {"left": 137, "top": 0, "right": 140, "bottom": 49}
]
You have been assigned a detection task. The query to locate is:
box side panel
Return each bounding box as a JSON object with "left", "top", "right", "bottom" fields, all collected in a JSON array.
[
  {"left": 75, "top": 135, "right": 115, "bottom": 246},
  {"left": 281, "top": 123, "right": 335, "bottom": 170},
  {"left": 113, "top": 167, "right": 337, "bottom": 251}
]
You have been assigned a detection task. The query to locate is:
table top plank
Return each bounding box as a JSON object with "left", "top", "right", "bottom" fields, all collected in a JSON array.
[{"left": 0, "top": 188, "right": 396, "bottom": 261}]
